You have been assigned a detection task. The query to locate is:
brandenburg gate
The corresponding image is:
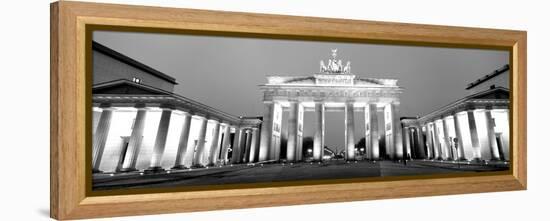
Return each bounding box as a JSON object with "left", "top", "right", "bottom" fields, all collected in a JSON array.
[{"left": 258, "top": 50, "right": 404, "bottom": 162}]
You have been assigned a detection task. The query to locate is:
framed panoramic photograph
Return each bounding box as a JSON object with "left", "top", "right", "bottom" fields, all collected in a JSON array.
[{"left": 50, "top": 1, "right": 527, "bottom": 220}]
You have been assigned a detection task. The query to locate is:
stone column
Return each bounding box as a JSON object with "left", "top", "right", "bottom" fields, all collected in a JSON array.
[
  {"left": 241, "top": 130, "right": 250, "bottom": 163},
  {"left": 432, "top": 122, "right": 442, "bottom": 160},
  {"left": 415, "top": 126, "right": 426, "bottom": 159},
  {"left": 501, "top": 109, "right": 510, "bottom": 160},
  {"left": 243, "top": 130, "right": 253, "bottom": 163},
  {"left": 391, "top": 103, "right": 404, "bottom": 159},
  {"left": 259, "top": 102, "right": 274, "bottom": 161},
  {"left": 192, "top": 116, "right": 208, "bottom": 166},
  {"left": 207, "top": 120, "right": 221, "bottom": 165},
  {"left": 271, "top": 103, "right": 283, "bottom": 161},
  {"left": 180, "top": 116, "right": 197, "bottom": 167},
  {"left": 453, "top": 113, "right": 466, "bottom": 160},
  {"left": 379, "top": 115, "right": 386, "bottom": 159},
  {"left": 248, "top": 128, "right": 260, "bottom": 162},
  {"left": 368, "top": 104, "right": 379, "bottom": 160},
  {"left": 92, "top": 104, "right": 114, "bottom": 173},
  {"left": 211, "top": 123, "right": 226, "bottom": 165},
  {"left": 485, "top": 109, "right": 500, "bottom": 160},
  {"left": 172, "top": 112, "right": 191, "bottom": 169},
  {"left": 231, "top": 127, "right": 243, "bottom": 164},
  {"left": 364, "top": 105, "right": 371, "bottom": 160},
  {"left": 92, "top": 108, "right": 102, "bottom": 135},
  {"left": 173, "top": 112, "right": 192, "bottom": 169},
  {"left": 384, "top": 105, "right": 393, "bottom": 158},
  {"left": 241, "top": 130, "right": 249, "bottom": 162},
  {"left": 296, "top": 104, "right": 304, "bottom": 161},
  {"left": 220, "top": 125, "right": 232, "bottom": 164},
  {"left": 403, "top": 127, "right": 411, "bottom": 159},
  {"left": 425, "top": 125, "right": 433, "bottom": 159},
  {"left": 146, "top": 107, "right": 173, "bottom": 172},
  {"left": 467, "top": 110, "right": 481, "bottom": 160},
  {"left": 441, "top": 118, "right": 451, "bottom": 160},
  {"left": 345, "top": 101, "right": 355, "bottom": 161},
  {"left": 313, "top": 101, "right": 325, "bottom": 161},
  {"left": 119, "top": 105, "right": 147, "bottom": 172},
  {"left": 287, "top": 101, "right": 299, "bottom": 162}
]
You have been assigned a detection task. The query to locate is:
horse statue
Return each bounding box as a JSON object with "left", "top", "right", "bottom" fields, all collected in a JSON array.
[
  {"left": 343, "top": 61, "right": 351, "bottom": 74},
  {"left": 320, "top": 60, "right": 328, "bottom": 73},
  {"left": 319, "top": 49, "right": 351, "bottom": 74}
]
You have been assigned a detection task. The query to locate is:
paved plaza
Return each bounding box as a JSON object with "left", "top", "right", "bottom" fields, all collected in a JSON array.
[{"left": 93, "top": 160, "right": 509, "bottom": 190}]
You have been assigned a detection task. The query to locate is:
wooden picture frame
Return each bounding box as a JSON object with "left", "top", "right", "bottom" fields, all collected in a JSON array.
[{"left": 50, "top": 1, "right": 527, "bottom": 220}]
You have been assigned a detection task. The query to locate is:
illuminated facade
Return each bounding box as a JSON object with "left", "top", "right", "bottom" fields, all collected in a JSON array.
[
  {"left": 401, "top": 65, "right": 510, "bottom": 162},
  {"left": 91, "top": 42, "right": 261, "bottom": 173},
  {"left": 259, "top": 49, "right": 404, "bottom": 162},
  {"left": 92, "top": 41, "right": 508, "bottom": 176}
]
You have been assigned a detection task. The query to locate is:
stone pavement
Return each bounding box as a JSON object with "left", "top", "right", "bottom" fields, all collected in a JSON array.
[{"left": 93, "top": 159, "right": 509, "bottom": 191}]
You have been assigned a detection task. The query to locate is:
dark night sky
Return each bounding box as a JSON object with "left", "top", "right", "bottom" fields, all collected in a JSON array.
[{"left": 94, "top": 31, "right": 508, "bottom": 151}]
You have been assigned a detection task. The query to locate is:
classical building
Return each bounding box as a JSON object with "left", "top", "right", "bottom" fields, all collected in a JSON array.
[
  {"left": 92, "top": 41, "right": 506, "bottom": 175},
  {"left": 258, "top": 49, "right": 404, "bottom": 162},
  {"left": 401, "top": 65, "right": 510, "bottom": 162},
  {"left": 91, "top": 42, "right": 262, "bottom": 173}
]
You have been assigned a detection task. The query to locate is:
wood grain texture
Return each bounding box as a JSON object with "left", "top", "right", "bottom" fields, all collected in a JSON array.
[
  {"left": 50, "top": 1, "right": 527, "bottom": 220},
  {"left": 50, "top": 2, "right": 59, "bottom": 218}
]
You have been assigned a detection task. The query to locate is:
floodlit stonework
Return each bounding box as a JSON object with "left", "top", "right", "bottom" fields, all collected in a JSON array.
[
  {"left": 259, "top": 49, "right": 404, "bottom": 162},
  {"left": 91, "top": 42, "right": 509, "bottom": 181},
  {"left": 401, "top": 65, "right": 510, "bottom": 162},
  {"left": 91, "top": 42, "right": 261, "bottom": 173}
]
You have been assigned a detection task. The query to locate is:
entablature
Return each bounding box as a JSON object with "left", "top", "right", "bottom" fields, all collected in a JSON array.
[
  {"left": 417, "top": 99, "right": 509, "bottom": 125},
  {"left": 92, "top": 94, "right": 255, "bottom": 126},
  {"left": 260, "top": 86, "right": 402, "bottom": 103}
]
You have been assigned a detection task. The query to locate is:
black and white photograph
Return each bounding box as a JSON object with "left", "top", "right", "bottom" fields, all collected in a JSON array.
[{"left": 91, "top": 30, "right": 510, "bottom": 191}]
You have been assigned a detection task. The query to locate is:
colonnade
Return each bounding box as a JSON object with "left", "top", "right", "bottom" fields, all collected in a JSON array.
[
  {"left": 403, "top": 108, "right": 509, "bottom": 162},
  {"left": 258, "top": 100, "right": 404, "bottom": 162},
  {"left": 92, "top": 103, "right": 261, "bottom": 173}
]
